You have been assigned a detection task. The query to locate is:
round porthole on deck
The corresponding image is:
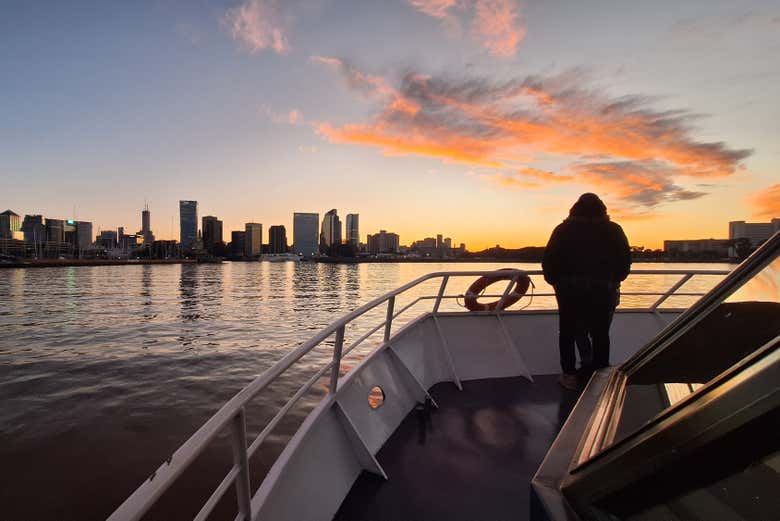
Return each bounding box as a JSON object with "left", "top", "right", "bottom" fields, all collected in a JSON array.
[{"left": 368, "top": 386, "right": 385, "bottom": 409}]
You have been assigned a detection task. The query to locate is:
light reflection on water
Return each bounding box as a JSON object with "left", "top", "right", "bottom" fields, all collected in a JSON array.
[{"left": 0, "top": 261, "right": 730, "bottom": 519}]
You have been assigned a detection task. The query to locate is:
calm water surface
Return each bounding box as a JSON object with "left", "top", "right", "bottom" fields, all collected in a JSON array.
[{"left": 0, "top": 261, "right": 730, "bottom": 520}]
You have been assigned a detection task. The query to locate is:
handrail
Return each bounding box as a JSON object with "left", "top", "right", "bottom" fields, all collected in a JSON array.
[{"left": 108, "top": 268, "right": 730, "bottom": 521}]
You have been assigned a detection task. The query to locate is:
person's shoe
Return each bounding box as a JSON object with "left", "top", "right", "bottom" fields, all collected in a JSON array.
[{"left": 558, "top": 373, "right": 579, "bottom": 391}]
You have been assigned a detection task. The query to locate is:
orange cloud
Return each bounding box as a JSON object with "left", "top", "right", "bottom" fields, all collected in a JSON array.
[
  {"left": 749, "top": 184, "right": 780, "bottom": 219},
  {"left": 224, "top": 0, "right": 289, "bottom": 54},
  {"left": 313, "top": 63, "right": 751, "bottom": 210},
  {"left": 473, "top": 0, "right": 525, "bottom": 57},
  {"left": 518, "top": 167, "right": 572, "bottom": 183}
]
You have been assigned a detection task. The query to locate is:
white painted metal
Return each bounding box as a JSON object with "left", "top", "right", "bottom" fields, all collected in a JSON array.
[
  {"left": 330, "top": 325, "right": 345, "bottom": 394},
  {"left": 433, "top": 315, "right": 463, "bottom": 389},
  {"left": 108, "top": 268, "right": 729, "bottom": 521},
  {"left": 496, "top": 314, "right": 534, "bottom": 382},
  {"left": 230, "top": 408, "right": 252, "bottom": 521},
  {"left": 384, "top": 296, "right": 395, "bottom": 342},
  {"left": 650, "top": 273, "right": 693, "bottom": 310}
]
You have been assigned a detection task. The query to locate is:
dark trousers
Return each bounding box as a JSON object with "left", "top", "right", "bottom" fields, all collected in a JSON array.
[{"left": 555, "top": 285, "right": 618, "bottom": 374}]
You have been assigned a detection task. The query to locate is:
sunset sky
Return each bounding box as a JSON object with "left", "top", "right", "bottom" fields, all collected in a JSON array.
[{"left": 2, "top": 0, "right": 778, "bottom": 249}]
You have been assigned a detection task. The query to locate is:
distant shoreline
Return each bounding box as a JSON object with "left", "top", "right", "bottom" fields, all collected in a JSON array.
[
  {"left": 312, "top": 257, "right": 737, "bottom": 264},
  {"left": 0, "top": 257, "right": 737, "bottom": 269},
  {"left": 0, "top": 259, "right": 197, "bottom": 269}
]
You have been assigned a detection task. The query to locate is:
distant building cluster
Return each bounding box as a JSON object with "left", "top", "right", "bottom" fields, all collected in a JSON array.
[
  {"left": 0, "top": 201, "right": 467, "bottom": 262},
  {"left": 664, "top": 219, "right": 780, "bottom": 260}
]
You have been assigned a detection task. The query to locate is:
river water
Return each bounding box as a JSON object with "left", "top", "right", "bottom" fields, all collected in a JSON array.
[{"left": 0, "top": 261, "right": 730, "bottom": 520}]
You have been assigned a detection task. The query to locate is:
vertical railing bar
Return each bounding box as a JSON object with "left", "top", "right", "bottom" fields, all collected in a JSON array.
[
  {"left": 329, "top": 326, "right": 345, "bottom": 394},
  {"left": 230, "top": 408, "right": 252, "bottom": 521},
  {"left": 495, "top": 273, "right": 519, "bottom": 313},
  {"left": 384, "top": 296, "right": 395, "bottom": 342},
  {"left": 432, "top": 275, "right": 450, "bottom": 314},
  {"left": 650, "top": 273, "right": 693, "bottom": 311}
]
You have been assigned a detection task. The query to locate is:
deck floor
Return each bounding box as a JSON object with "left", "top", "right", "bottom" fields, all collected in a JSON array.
[{"left": 334, "top": 374, "right": 579, "bottom": 521}]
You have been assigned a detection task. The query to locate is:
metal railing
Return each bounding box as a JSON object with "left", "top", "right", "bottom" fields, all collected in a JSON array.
[{"left": 108, "top": 268, "right": 729, "bottom": 521}]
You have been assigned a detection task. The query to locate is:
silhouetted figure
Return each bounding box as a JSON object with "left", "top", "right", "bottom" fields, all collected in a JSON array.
[{"left": 542, "top": 193, "right": 631, "bottom": 390}]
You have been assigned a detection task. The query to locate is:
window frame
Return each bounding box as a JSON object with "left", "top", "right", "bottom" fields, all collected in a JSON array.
[{"left": 560, "top": 232, "right": 780, "bottom": 518}]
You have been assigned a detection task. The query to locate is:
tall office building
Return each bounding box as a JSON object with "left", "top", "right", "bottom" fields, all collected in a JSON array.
[
  {"left": 245, "top": 223, "right": 262, "bottom": 257},
  {"left": 45, "top": 218, "right": 65, "bottom": 243},
  {"left": 268, "top": 225, "right": 288, "bottom": 253},
  {"left": 230, "top": 230, "right": 246, "bottom": 257},
  {"left": 202, "top": 216, "right": 223, "bottom": 252},
  {"left": 729, "top": 219, "right": 780, "bottom": 247},
  {"left": 179, "top": 200, "right": 198, "bottom": 250},
  {"left": 367, "top": 230, "right": 400, "bottom": 254},
  {"left": 22, "top": 215, "right": 45, "bottom": 244},
  {"left": 320, "top": 209, "right": 342, "bottom": 252},
  {"left": 293, "top": 213, "right": 319, "bottom": 257},
  {"left": 98, "top": 230, "right": 118, "bottom": 249},
  {"left": 346, "top": 214, "right": 359, "bottom": 246},
  {"left": 73, "top": 221, "right": 93, "bottom": 252},
  {"left": 139, "top": 205, "right": 155, "bottom": 245},
  {"left": 0, "top": 210, "right": 21, "bottom": 239}
]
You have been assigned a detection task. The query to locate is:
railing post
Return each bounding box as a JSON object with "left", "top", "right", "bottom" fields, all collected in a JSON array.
[
  {"left": 329, "top": 325, "right": 345, "bottom": 394},
  {"left": 384, "top": 296, "right": 395, "bottom": 342},
  {"left": 495, "top": 273, "right": 519, "bottom": 313},
  {"left": 432, "top": 275, "right": 449, "bottom": 314},
  {"left": 231, "top": 407, "right": 252, "bottom": 521},
  {"left": 650, "top": 273, "right": 693, "bottom": 311}
]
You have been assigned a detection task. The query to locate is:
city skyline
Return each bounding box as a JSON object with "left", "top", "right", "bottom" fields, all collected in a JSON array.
[
  {"left": 1, "top": 1, "right": 779, "bottom": 250},
  {"left": 3, "top": 198, "right": 779, "bottom": 252}
]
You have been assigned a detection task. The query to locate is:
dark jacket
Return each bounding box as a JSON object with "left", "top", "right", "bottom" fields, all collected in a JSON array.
[{"left": 542, "top": 215, "right": 631, "bottom": 289}]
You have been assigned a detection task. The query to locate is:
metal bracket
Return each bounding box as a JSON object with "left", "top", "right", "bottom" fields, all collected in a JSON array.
[
  {"left": 334, "top": 402, "right": 388, "bottom": 479},
  {"left": 433, "top": 315, "right": 462, "bottom": 390}
]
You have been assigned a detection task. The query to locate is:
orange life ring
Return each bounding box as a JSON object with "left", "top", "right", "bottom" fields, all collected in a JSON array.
[{"left": 464, "top": 270, "right": 531, "bottom": 311}]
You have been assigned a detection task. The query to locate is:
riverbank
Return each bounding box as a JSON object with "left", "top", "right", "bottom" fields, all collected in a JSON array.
[
  {"left": 313, "top": 256, "right": 738, "bottom": 264},
  {"left": 0, "top": 259, "right": 197, "bottom": 269}
]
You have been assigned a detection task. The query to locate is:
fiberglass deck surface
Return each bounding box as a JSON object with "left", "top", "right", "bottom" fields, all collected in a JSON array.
[{"left": 334, "top": 374, "right": 579, "bottom": 521}]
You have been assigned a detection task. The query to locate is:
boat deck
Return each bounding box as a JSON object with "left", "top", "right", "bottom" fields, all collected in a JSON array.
[{"left": 334, "top": 374, "right": 578, "bottom": 521}]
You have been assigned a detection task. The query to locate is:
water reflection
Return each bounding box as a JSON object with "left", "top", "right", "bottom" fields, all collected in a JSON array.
[{"left": 0, "top": 260, "right": 735, "bottom": 520}]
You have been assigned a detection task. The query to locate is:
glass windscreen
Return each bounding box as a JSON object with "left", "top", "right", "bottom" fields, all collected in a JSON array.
[{"left": 610, "top": 255, "right": 780, "bottom": 444}]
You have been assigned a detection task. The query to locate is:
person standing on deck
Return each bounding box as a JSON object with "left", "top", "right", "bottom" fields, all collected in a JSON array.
[{"left": 542, "top": 193, "right": 631, "bottom": 390}]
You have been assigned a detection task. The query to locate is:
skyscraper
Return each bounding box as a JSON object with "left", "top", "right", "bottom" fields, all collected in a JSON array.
[
  {"left": 245, "top": 223, "right": 262, "bottom": 257},
  {"left": 230, "top": 230, "right": 246, "bottom": 257},
  {"left": 45, "top": 218, "right": 64, "bottom": 243},
  {"left": 0, "top": 210, "right": 21, "bottom": 239},
  {"left": 268, "top": 225, "right": 287, "bottom": 253},
  {"left": 367, "top": 230, "right": 400, "bottom": 254},
  {"left": 346, "top": 214, "right": 359, "bottom": 246},
  {"left": 139, "top": 204, "right": 155, "bottom": 245},
  {"left": 320, "top": 209, "right": 342, "bottom": 252},
  {"left": 75, "top": 221, "right": 93, "bottom": 252},
  {"left": 293, "top": 213, "right": 319, "bottom": 257},
  {"left": 22, "top": 215, "right": 44, "bottom": 244},
  {"left": 179, "top": 200, "right": 198, "bottom": 250},
  {"left": 202, "top": 216, "right": 223, "bottom": 252}
]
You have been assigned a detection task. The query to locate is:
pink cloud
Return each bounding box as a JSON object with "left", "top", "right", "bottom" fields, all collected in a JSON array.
[
  {"left": 472, "top": 0, "right": 525, "bottom": 57},
  {"left": 224, "top": 0, "right": 289, "bottom": 54},
  {"left": 408, "top": 0, "right": 525, "bottom": 57}
]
